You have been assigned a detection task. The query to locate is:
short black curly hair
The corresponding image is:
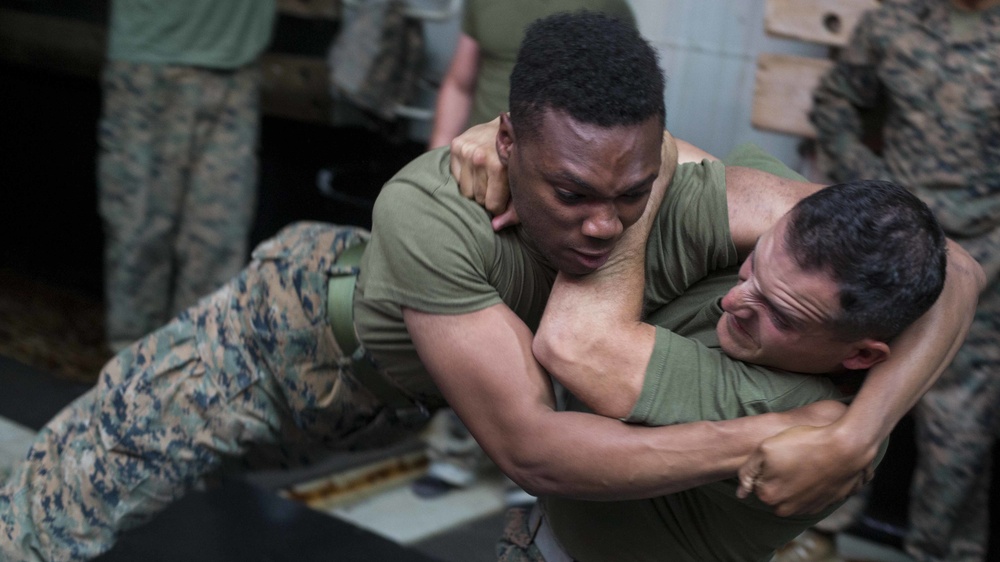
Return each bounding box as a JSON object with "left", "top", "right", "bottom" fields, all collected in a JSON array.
[{"left": 509, "top": 11, "right": 666, "bottom": 140}]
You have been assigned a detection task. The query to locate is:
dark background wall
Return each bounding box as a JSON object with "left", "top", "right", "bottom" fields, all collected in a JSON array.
[{"left": 0, "top": 60, "right": 423, "bottom": 300}]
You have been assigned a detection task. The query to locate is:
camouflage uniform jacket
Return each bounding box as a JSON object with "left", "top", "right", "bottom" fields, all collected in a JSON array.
[{"left": 811, "top": 0, "right": 1000, "bottom": 277}]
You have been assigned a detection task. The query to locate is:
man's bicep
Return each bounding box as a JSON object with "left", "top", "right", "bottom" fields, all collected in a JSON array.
[
  {"left": 403, "top": 305, "right": 556, "bottom": 469},
  {"left": 404, "top": 306, "right": 820, "bottom": 500}
]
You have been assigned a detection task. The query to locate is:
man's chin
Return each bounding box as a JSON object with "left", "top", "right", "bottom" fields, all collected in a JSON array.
[{"left": 716, "top": 326, "right": 752, "bottom": 363}]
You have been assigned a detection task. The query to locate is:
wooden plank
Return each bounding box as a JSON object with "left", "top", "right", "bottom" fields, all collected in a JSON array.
[
  {"left": 283, "top": 449, "right": 428, "bottom": 511},
  {"left": 277, "top": 0, "right": 341, "bottom": 20},
  {"left": 0, "top": 9, "right": 106, "bottom": 79},
  {"left": 752, "top": 53, "right": 832, "bottom": 138},
  {"left": 764, "top": 0, "right": 878, "bottom": 47}
]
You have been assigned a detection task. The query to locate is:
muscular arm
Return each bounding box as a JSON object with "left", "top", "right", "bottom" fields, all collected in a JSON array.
[
  {"left": 404, "top": 305, "right": 831, "bottom": 500},
  {"left": 537, "top": 151, "right": 985, "bottom": 512},
  {"left": 531, "top": 137, "right": 675, "bottom": 418},
  {"left": 428, "top": 33, "right": 481, "bottom": 150},
  {"left": 447, "top": 122, "right": 984, "bottom": 511}
]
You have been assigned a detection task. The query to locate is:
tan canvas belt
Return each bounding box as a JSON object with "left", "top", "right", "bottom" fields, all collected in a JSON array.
[
  {"left": 327, "top": 241, "right": 426, "bottom": 421},
  {"left": 528, "top": 504, "right": 576, "bottom": 562}
]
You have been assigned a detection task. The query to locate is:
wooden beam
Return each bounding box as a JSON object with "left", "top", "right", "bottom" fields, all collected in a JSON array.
[
  {"left": 764, "top": 0, "right": 878, "bottom": 47},
  {"left": 752, "top": 53, "right": 832, "bottom": 138},
  {"left": 284, "top": 449, "right": 428, "bottom": 511}
]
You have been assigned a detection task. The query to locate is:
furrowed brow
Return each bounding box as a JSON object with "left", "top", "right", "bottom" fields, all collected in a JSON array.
[
  {"left": 547, "top": 170, "right": 658, "bottom": 196},
  {"left": 751, "top": 246, "right": 801, "bottom": 328}
]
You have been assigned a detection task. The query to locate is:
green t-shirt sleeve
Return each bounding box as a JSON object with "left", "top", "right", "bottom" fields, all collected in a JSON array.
[
  {"left": 461, "top": 0, "right": 478, "bottom": 36},
  {"left": 643, "top": 159, "right": 739, "bottom": 308},
  {"left": 628, "top": 327, "right": 840, "bottom": 425},
  {"left": 361, "top": 150, "right": 503, "bottom": 314},
  {"left": 634, "top": 147, "right": 837, "bottom": 425},
  {"left": 642, "top": 145, "right": 807, "bottom": 309},
  {"left": 723, "top": 142, "right": 808, "bottom": 182}
]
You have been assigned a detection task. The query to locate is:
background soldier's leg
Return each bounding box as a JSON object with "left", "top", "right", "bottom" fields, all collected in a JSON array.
[
  {"left": 906, "top": 281, "right": 1000, "bottom": 562},
  {"left": 172, "top": 65, "right": 260, "bottom": 315},
  {"left": 98, "top": 62, "right": 194, "bottom": 350}
]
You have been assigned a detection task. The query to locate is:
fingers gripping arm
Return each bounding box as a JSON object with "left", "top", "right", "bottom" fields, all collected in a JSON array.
[
  {"left": 404, "top": 304, "right": 810, "bottom": 500},
  {"left": 448, "top": 117, "right": 515, "bottom": 228}
]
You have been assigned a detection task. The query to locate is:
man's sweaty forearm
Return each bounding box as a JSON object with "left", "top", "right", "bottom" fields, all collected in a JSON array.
[
  {"left": 489, "top": 400, "right": 839, "bottom": 501},
  {"left": 533, "top": 133, "right": 675, "bottom": 418},
  {"left": 407, "top": 303, "right": 841, "bottom": 501}
]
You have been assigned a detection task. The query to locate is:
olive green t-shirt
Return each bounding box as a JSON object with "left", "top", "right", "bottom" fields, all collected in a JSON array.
[
  {"left": 107, "top": 0, "right": 276, "bottom": 68},
  {"left": 543, "top": 145, "right": 850, "bottom": 562},
  {"left": 462, "top": 0, "right": 636, "bottom": 127},
  {"left": 544, "top": 268, "right": 843, "bottom": 562},
  {"left": 353, "top": 148, "right": 729, "bottom": 407}
]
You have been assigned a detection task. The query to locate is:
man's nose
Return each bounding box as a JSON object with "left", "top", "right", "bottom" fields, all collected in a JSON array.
[
  {"left": 721, "top": 284, "right": 749, "bottom": 316},
  {"left": 581, "top": 203, "right": 623, "bottom": 240}
]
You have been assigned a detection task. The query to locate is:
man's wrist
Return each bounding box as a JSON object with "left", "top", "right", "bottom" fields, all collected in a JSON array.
[{"left": 827, "top": 419, "right": 880, "bottom": 466}]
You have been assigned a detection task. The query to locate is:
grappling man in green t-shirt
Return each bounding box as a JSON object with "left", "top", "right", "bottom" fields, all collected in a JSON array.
[
  {"left": 0, "top": 12, "right": 984, "bottom": 562},
  {"left": 458, "top": 134, "right": 956, "bottom": 559}
]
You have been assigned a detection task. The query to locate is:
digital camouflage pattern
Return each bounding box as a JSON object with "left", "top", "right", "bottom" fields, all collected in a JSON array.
[
  {"left": 0, "top": 223, "right": 419, "bottom": 562},
  {"left": 811, "top": 1, "right": 1000, "bottom": 560},
  {"left": 909, "top": 282, "right": 1000, "bottom": 562},
  {"left": 811, "top": 0, "right": 1000, "bottom": 241},
  {"left": 496, "top": 507, "right": 548, "bottom": 562},
  {"left": 98, "top": 60, "right": 260, "bottom": 348}
]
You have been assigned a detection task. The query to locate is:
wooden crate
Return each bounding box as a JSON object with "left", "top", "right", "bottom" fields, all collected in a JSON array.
[
  {"left": 764, "top": 0, "right": 878, "bottom": 47},
  {"left": 752, "top": 53, "right": 832, "bottom": 138}
]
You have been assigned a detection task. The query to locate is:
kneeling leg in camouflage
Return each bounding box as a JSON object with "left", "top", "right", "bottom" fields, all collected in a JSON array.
[{"left": 0, "top": 223, "right": 409, "bottom": 562}]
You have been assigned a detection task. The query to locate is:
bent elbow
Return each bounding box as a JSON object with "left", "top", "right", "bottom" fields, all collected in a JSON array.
[
  {"left": 533, "top": 324, "right": 594, "bottom": 378},
  {"left": 496, "top": 452, "right": 562, "bottom": 498}
]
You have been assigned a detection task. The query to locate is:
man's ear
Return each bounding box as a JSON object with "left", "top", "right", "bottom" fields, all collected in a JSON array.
[
  {"left": 840, "top": 339, "right": 890, "bottom": 371},
  {"left": 497, "top": 112, "right": 515, "bottom": 167}
]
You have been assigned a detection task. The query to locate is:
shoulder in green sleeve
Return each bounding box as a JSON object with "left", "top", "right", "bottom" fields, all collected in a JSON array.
[{"left": 722, "top": 143, "right": 807, "bottom": 182}]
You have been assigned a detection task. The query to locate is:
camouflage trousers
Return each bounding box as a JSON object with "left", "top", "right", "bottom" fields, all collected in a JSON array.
[
  {"left": 906, "top": 277, "right": 1000, "bottom": 562},
  {"left": 98, "top": 60, "right": 261, "bottom": 349},
  {"left": 496, "top": 507, "right": 551, "bottom": 562},
  {"left": 0, "top": 223, "right": 419, "bottom": 562}
]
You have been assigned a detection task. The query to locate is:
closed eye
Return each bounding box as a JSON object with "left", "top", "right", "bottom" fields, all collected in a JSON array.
[
  {"left": 619, "top": 188, "right": 649, "bottom": 201},
  {"left": 768, "top": 309, "right": 793, "bottom": 331},
  {"left": 555, "top": 189, "right": 584, "bottom": 203}
]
